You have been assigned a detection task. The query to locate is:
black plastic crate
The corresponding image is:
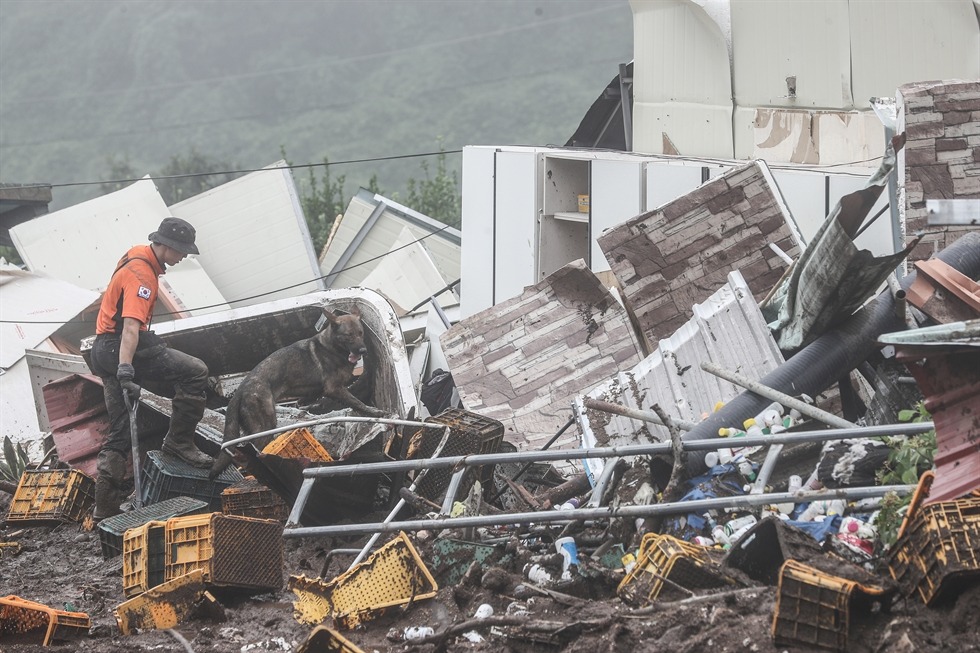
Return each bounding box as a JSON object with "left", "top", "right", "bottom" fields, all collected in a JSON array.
[
  {"left": 97, "top": 496, "right": 209, "bottom": 559},
  {"left": 221, "top": 477, "right": 289, "bottom": 522},
  {"left": 140, "top": 450, "right": 243, "bottom": 511},
  {"left": 402, "top": 409, "right": 504, "bottom": 503}
]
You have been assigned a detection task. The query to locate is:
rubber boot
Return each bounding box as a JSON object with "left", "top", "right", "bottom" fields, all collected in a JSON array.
[
  {"left": 93, "top": 450, "right": 127, "bottom": 520},
  {"left": 161, "top": 391, "right": 214, "bottom": 468}
]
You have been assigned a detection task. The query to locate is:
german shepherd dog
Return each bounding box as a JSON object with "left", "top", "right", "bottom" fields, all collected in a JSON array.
[{"left": 209, "top": 306, "right": 385, "bottom": 479}]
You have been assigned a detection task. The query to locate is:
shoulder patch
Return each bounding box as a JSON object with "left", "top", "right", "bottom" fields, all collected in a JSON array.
[{"left": 137, "top": 286, "right": 152, "bottom": 300}]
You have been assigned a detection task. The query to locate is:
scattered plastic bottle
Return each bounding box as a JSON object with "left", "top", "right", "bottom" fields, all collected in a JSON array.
[
  {"left": 704, "top": 451, "right": 720, "bottom": 468},
  {"left": 473, "top": 603, "right": 494, "bottom": 619},
  {"left": 738, "top": 460, "right": 757, "bottom": 482},
  {"left": 742, "top": 418, "right": 767, "bottom": 438},
  {"left": 777, "top": 475, "right": 803, "bottom": 515},
  {"left": 693, "top": 535, "right": 715, "bottom": 546},
  {"left": 718, "top": 427, "right": 746, "bottom": 438},
  {"left": 723, "top": 514, "right": 758, "bottom": 538},
  {"left": 711, "top": 525, "right": 731, "bottom": 546},
  {"left": 839, "top": 516, "right": 877, "bottom": 540},
  {"left": 556, "top": 498, "right": 580, "bottom": 511},
  {"left": 524, "top": 563, "right": 553, "bottom": 584},
  {"left": 403, "top": 626, "right": 435, "bottom": 641}
]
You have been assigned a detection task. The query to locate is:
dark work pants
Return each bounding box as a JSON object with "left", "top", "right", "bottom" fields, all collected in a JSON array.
[{"left": 91, "top": 333, "right": 209, "bottom": 455}]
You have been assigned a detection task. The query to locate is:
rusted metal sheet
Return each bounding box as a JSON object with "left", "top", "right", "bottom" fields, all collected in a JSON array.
[
  {"left": 42, "top": 374, "right": 168, "bottom": 477},
  {"left": 881, "top": 321, "right": 980, "bottom": 504},
  {"left": 906, "top": 259, "right": 980, "bottom": 324},
  {"left": 598, "top": 160, "right": 802, "bottom": 349}
]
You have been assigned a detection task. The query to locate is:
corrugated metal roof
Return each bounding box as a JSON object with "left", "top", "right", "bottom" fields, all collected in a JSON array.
[
  {"left": 575, "top": 270, "right": 784, "bottom": 481},
  {"left": 320, "top": 190, "right": 461, "bottom": 309},
  {"left": 881, "top": 321, "right": 980, "bottom": 504}
]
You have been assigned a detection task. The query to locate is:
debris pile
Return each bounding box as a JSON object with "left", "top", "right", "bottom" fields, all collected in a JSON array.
[{"left": 2, "top": 78, "right": 980, "bottom": 653}]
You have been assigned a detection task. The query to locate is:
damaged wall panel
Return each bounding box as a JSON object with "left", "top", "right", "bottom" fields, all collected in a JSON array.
[
  {"left": 598, "top": 160, "right": 803, "bottom": 349},
  {"left": 441, "top": 260, "right": 643, "bottom": 452},
  {"left": 575, "top": 270, "right": 784, "bottom": 480},
  {"left": 898, "top": 80, "right": 980, "bottom": 262}
]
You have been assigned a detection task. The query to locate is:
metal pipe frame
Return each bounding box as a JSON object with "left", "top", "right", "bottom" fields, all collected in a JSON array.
[
  {"left": 283, "top": 485, "right": 913, "bottom": 539},
  {"left": 220, "top": 416, "right": 441, "bottom": 449},
  {"left": 284, "top": 421, "right": 933, "bottom": 533},
  {"left": 295, "top": 421, "right": 933, "bottom": 480}
]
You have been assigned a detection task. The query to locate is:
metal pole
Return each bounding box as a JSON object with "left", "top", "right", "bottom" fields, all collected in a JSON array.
[
  {"left": 296, "top": 422, "right": 933, "bottom": 480},
  {"left": 488, "top": 416, "right": 576, "bottom": 504},
  {"left": 582, "top": 397, "right": 696, "bottom": 431},
  {"left": 700, "top": 361, "right": 857, "bottom": 429},
  {"left": 220, "top": 416, "right": 436, "bottom": 450},
  {"left": 283, "top": 485, "right": 913, "bottom": 539}
]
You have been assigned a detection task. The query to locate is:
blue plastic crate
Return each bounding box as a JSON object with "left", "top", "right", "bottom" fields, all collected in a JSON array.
[
  {"left": 97, "top": 496, "right": 209, "bottom": 560},
  {"left": 140, "top": 450, "right": 243, "bottom": 511}
]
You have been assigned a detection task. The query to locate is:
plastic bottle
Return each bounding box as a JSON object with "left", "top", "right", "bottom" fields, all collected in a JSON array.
[
  {"left": 404, "top": 626, "right": 435, "bottom": 641},
  {"left": 473, "top": 604, "right": 494, "bottom": 619},
  {"left": 717, "top": 447, "right": 734, "bottom": 465},
  {"left": 556, "top": 498, "right": 580, "bottom": 511},
  {"left": 777, "top": 475, "right": 802, "bottom": 515},
  {"left": 738, "top": 460, "right": 756, "bottom": 482},
  {"left": 524, "top": 563, "right": 553, "bottom": 584},
  {"left": 693, "top": 535, "right": 714, "bottom": 546},
  {"left": 704, "top": 451, "right": 720, "bottom": 468},
  {"left": 756, "top": 403, "right": 784, "bottom": 428},
  {"left": 727, "top": 522, "right": 756, "bottom": 543},
  {"left": 723, "top": 514, "right": 758, "bottom": 537},
  {"left": 825, "top": 499, "right": 846, "bottom": 516},
  {"left": 711, "top": 525, "right": 731, "bottom": 546},
  {"left": 742, "top": 418, "right": 766, "bottom": 438},
  {"left": 718, "top": 427, "right": 745, "bottom": 438}
]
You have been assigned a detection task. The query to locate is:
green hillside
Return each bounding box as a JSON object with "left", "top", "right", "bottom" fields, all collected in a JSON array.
[{"left": 0, "top": 0, "right": 633, "bottom": 212}]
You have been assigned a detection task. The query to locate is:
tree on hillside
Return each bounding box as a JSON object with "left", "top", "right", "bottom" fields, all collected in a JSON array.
[
  {"left": 101, "top": 150, "right": 241, "bottom": 206},
  {"left": 281, "top": 148, "right": 381, "bottom": 256},
  {"left": 405, "top": 146, "right": 460, "bottom": 229}
]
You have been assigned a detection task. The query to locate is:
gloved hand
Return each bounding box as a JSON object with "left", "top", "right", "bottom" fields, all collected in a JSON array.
[{"left": 116, "top": 362, "right": 141, "bottom": 405}]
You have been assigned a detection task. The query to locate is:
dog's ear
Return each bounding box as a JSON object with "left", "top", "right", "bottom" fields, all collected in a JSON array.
[
  {"left": 348, "top": 306, "right": 361, "bottom": 318},
  {"left": 321, "top": 307, "right": 339, "bottom": 324}
]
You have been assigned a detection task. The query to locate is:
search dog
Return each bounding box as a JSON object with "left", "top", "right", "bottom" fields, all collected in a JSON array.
[{"left": 209, "top": 306, "right": 385, "bottom": 479}]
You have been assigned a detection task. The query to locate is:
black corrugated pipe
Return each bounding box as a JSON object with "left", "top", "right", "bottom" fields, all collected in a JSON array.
[{"left": 682, "top": 231, "right": 980, "bottom": 475}]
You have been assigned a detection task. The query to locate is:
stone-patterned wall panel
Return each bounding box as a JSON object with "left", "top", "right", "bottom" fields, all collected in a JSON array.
[
  {"left": 598, "top": 161, "right": 801, "bottom": 348},
  {"left": 440, "top": 260, "right": 644, "bottom": 451},
  {"left": 898, "top": 80, "right": 980, "bottom": 262}
]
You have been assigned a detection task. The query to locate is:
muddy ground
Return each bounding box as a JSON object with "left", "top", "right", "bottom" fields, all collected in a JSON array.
[{"left": 1, "top": 488, "right": 978, "bottom": 653}]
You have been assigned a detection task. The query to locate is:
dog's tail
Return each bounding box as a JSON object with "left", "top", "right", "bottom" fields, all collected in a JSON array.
[{"left": 210, "top": 393, "right": 241, "bottom": 480}]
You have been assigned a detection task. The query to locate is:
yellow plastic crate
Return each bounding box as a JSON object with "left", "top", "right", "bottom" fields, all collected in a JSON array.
[
  {"left": 289, "top": 532, "right": 438, "bottom": 629},
  {"left": 772, "top": 560, "right": 889, "bottom": 652},
  {"left": 888, "top": 495, "right": 980, "bottom": 606},
  {"left": 262, "top": 428, "right": 333, "bottom": 462},
  {"left": 165, "top": 512, "right": 284, "bottom": 591},
  {"left": 5, "top": 469, "right": 95, "bottom": 526},
  {"left": 122, "top": 521, "right": 168, "bottom": 599},
  {"left": 0, "top": 595, "right": 90, "bottom": 646},
  {"left": 617, "top": 533, "right": 732, "bottom": 605},
  {"left": 115, "top": 570, "right": 207, "bottom": 635}
]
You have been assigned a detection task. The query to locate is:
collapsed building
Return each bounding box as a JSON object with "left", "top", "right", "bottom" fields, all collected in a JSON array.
[{"left": 2, "top": 0, "right": 980, "bottom": 648}]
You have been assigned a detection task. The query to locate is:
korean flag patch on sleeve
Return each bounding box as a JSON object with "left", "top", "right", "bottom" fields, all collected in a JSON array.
[{"left": 137, "top": 286, "right": 152, "bottom": 300}]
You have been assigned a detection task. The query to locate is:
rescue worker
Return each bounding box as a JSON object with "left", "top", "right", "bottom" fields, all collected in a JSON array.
[{"left": 90, "top": 217, "right": 213, "bottom": 520}]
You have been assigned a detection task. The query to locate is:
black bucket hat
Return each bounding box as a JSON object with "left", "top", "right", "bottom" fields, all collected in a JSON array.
[{"left": 149, "top": 216, "right": 200, "bottom": 255}]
